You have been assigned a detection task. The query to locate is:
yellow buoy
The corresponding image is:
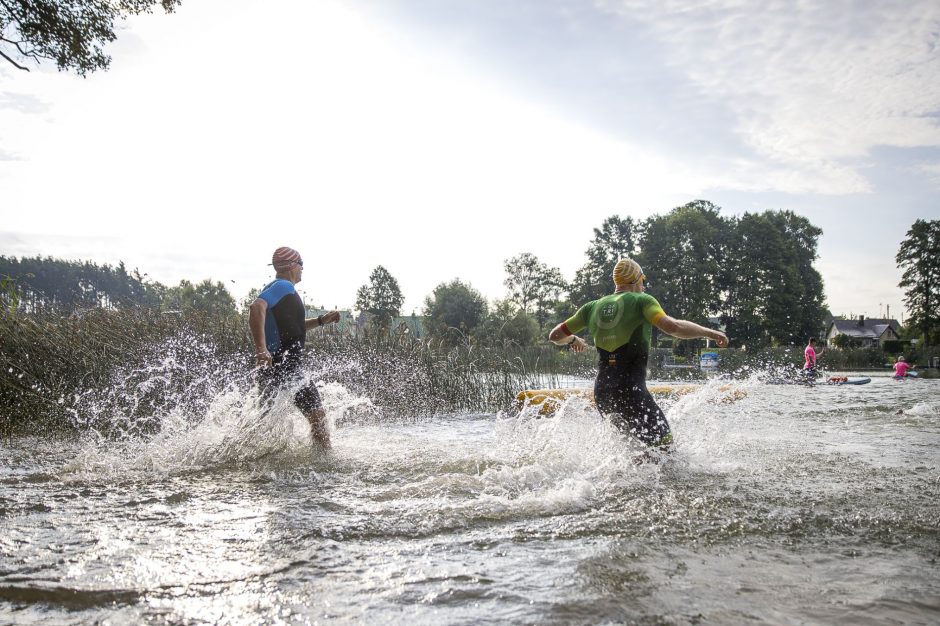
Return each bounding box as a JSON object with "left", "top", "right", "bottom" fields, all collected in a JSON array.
[{"left": 515, "top": 384, "right": 745, "bottom": 416}]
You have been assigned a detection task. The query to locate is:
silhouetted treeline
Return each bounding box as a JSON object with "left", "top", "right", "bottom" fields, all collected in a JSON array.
[{"left": 0, "top": 256, "right": 235, "bottom": 315}]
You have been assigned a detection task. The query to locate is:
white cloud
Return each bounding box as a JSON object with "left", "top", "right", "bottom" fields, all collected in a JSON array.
[{"left": 599, "top": 0, "right": 940, "bottom": 194}]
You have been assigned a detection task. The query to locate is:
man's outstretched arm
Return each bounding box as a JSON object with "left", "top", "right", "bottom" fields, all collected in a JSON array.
[{"left": 654, "top": 315, "right": 728, "bottom": 347}]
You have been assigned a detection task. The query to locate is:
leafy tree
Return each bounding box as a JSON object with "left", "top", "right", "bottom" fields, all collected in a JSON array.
[
  {"left": 355, "top": 265, "right": 404, "bottom": 330},
  {"left": 161, "top": 279, "right": 236, "bottom": 316},
  {"left": 503, "top": 252, "right": 566, "bottom": 329},
  {"left": 569, "top": 215, "right": 639, "bottom": 304},
  {"left": 637, "top": 200, "right": 728, "bottom": 324},
  {"left": 896, "top": 219, "right": 940, "bottom": 346},
  {"left": 832, "top": 333, "right": 857, "bottom": 350},
  {"left": 480, "top": 299, "right": 540, "bottom": 347},
  {"left": 0, "top": 0, "right": 180, "bottom": 75},
  {"left": 423, "top": 279, "right": 487, "bottom": 342},
  {"left": 720, "top": 210, "right": 826, "bottom": 347},
  {"left": 240, "top": 287, "right": 260, "bottom": 315}
]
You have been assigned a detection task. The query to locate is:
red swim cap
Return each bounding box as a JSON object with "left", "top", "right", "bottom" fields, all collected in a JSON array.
[{"left": 272, "top": 246, "right": 301, "bottom": 271}]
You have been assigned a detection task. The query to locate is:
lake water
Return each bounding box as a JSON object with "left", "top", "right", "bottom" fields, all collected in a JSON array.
[{"left": 2, "top": 375, "right": 939, "bottom": 624}]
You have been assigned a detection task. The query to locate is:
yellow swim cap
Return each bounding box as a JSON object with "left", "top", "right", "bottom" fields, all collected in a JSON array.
[{"left": 612, "top": 258, "right": 643, "bottom": 288}]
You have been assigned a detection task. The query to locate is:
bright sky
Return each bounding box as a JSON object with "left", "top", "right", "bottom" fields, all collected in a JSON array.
[{"left": 1, "top": 0, "right": 938, "bottom": 322}]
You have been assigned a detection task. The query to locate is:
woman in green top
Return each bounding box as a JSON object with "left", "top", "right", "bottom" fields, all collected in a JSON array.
[{"left": 548, "top": 258, "right": 729, "bottom": 449}]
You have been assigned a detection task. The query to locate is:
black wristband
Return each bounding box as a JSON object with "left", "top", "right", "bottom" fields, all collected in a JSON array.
[{"left": 317, "top": 315, "right": 324, "bottom": 325}]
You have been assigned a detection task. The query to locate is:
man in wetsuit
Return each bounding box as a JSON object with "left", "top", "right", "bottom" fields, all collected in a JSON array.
[
  {"left": 249, "top": 246, "right": 340, "bottom": 448},
  {"left": 548, "top": 258, "right": 728, "bottom": 449}
]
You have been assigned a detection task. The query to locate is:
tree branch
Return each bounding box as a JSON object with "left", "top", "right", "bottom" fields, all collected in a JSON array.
[{"left": 0, "top": 48, "right": 29, "bottom": 71}]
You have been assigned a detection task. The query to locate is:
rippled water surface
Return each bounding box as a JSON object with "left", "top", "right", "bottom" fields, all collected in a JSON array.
[{"left": 2, "top": 376, "right": 939, "bottom": 624}]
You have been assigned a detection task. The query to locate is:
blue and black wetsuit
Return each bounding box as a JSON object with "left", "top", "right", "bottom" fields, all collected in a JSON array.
[{"left": 257, "top": 278, "right": 321, "bottom": 412}]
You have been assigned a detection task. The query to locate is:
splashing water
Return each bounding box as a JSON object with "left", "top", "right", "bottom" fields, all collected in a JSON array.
[{"left": 1, "top": 361, "right": 938, "bottom": 624}]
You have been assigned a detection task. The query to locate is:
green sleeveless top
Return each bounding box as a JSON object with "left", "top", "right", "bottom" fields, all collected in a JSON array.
[{"left": 564, "top": 292, "right": 666, "bottom": 353}]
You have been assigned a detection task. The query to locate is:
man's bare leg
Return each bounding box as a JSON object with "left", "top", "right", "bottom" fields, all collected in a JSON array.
[{"left": 304, "top": 409, "right": 331, "bottom": 449}]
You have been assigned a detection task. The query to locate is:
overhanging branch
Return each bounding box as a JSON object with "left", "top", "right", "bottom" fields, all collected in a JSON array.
[{"left": 0, "top": 48, "right": 29, "bottom": 71}]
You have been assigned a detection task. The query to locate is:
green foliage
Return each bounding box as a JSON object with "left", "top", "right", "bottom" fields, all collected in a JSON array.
[
  {"left": 896, "top": 219, "right": 940, "bottom": 346},
  {"left": 0, "top": 0, "right": 180, "bottom": 75},
  {"left": 422, "top": 279, "right": 488, "bottom": 344},
  {"left": 638, "top": 200, "right": 727, "bottom": 325},
  {"left": 161, "top": 279, "right": 237, "bottom": 316},
  {"left": 240, "top": 287, "right": 260, "bottom": 315},
  {"left": 0, "top": 307, "right": 596, "bottom": 435},
  {"left": 537, "top": 202, "right": 828, "bottom": 355},
  {"left": 479, "top": 299, "right": 540, "bottom": 348},
  {"left": 717, "top": 210, "right": 826, "bottom": 347},
  {"left": 503, "top": 252, "right": 566, "bottom": 329},
  {"left": 569, "top": 215, "right": 638, "bottom": 304},
  {"left": 0, "top": 274, "right": 20, "bottom": 319},
  {"left": 815, "top": 346, "right": 885, "bottom": 369},
  {"left": 831, "top": 333, "right": 857, "bottom": 350},
  {"left": 0, "top": 308, "right": 249, "bottom": 434},
  {"left": 880, "top": 340, "right": 907, "bottom": 355},
  {"left": 355, "top": 265, "right": 404, "bottom": 331}
]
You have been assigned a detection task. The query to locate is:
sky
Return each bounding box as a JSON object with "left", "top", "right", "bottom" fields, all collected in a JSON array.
[{"left": 1, "top": 0, "right": 938, "bottom": 322}]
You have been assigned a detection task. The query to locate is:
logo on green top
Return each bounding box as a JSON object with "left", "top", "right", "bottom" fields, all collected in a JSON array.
[{"left": 596, "top": 296, "right": 624, "bottom": 329}]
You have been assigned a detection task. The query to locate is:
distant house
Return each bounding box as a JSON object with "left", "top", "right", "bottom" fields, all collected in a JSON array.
[
  {"left": 826, "top": 316, "right": 900, "bottom": 348},
  {"left": 391, "top": 314, "right": 427, "bottom": 339}
]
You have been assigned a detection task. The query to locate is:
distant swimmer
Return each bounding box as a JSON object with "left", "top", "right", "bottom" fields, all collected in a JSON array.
[
  {"left": 548, "top": 258, "right": 728, "bottom": 450},
  {"left": 893, "top": 356, "right": 914, "bottom": 380},
  {"left": 803, "top": 338, "right": 823, "bottom": 383},
  {"left": 248, "top": 246, "right": 340, "bottom": 449}
]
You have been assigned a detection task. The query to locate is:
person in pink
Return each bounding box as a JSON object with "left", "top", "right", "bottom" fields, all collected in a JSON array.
[
  {"left": 803, "top": 338, "right": 821, "bottom": 381},
  {"left": 893, "top": 356, "right": 914, "bottom": 379}
]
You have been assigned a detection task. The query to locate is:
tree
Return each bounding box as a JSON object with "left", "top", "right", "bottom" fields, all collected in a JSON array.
[
  {"left": 896, "top": 219, "right": 940, "bottom": 346},
  {"left": 240, "top": 287, "right": 260, "bottom": 315},
  {"left": 1, "top": 0, "right": 180, "bottom": 75},
  {"left": 422, "top": 279, "right": 487, "bottom": 343},
  {"left": 638, "top": 200, "right": 728, "bottom": 324},
  {"left": 720, "top": 210, "right": 826, "bottom": 347},
  {"left": 161, "top": 279, "right": 236, "bottom": 316},
  {"left": 479, "top": 299, "right": 539, "bottom": 347},
  {"left": 0, "top": 255, "right": 162, "bottom": 312},
  {"left": 569, "top": 215, "right": 639, "bottom": 304},
  {"left": 832, "top": 333, "right": 857, "bottom": 350},
  {"left": 503, "top": 252, "right": 566, "bottom": 329},
  {"left": 355, "top": 266, "right": 404, "bottom": 330}
]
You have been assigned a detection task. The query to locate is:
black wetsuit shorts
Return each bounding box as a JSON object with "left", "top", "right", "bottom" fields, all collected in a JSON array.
[
  {"left": 594, "top": 345, "right": 672, "bottom": 447},
  {"left": 258, "top": 353, "right": 322, "bottom": 414}
]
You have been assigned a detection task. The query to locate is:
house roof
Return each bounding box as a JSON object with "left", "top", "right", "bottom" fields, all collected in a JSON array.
[{"left": 829, "top": 318, "right": 899, "bottom": 339}]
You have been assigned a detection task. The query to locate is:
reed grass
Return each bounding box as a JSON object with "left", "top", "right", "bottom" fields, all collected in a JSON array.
[{"left": 0, "top": 309, "right": 596, "bottom": 435}]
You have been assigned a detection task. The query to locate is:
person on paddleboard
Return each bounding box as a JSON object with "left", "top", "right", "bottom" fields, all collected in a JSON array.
[
  {"left": 249, "top": 246, "right": 340, "bottom": 448},
  {"left": 803, "top": 338, "right": 822, "bottom": 382},
  {"left": 548, "top": 257, "right": 728, "bottom": 449},
  {"left": 893, "top": 356, "right": 914, "bottom": 379}
]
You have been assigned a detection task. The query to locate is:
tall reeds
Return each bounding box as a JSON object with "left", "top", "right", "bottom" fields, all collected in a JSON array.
[{"left": 0, "top": 309, "right": 595, "bottom": 435}]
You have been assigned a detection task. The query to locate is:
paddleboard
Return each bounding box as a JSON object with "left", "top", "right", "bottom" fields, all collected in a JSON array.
[
  {"left": 515, "top": 384, "right": 745, "bottom": 416},
  {"left": 825, "top": 376, "right": 871, "bottom": 385}
]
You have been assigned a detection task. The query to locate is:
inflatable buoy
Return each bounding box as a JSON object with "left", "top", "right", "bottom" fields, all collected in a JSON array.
[{"left": 514, "top": 384, "right": 745, "bottom": 416}]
